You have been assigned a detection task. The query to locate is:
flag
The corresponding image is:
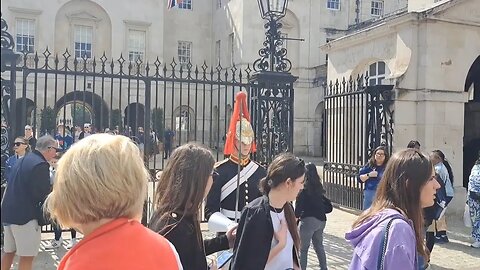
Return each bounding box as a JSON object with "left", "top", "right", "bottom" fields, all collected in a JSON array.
[{"left": 167, "top": 0, "right": 182, "bottom": 9}]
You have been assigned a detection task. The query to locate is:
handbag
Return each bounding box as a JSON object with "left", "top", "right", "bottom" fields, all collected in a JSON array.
[
  {"left": 464, "top": 201, "right": 472, "bottom": 228},
  {"left": 377, "top": 217, "right": 403, "bottom": 269},
  {"left": 322, "top": 195, "right": 333, "bottom": 214}
]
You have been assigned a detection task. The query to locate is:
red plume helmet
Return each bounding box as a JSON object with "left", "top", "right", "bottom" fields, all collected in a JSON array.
[{"left": 224, "top": 91, "right": 256, "bottom": 155}]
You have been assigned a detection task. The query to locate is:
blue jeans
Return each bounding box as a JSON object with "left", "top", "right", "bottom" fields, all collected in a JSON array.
[
  {"left": 363, "top": 189, "right": 376, "bottom": 210},
  {"left": 298, "top": 217, "right": 327, "bottom": 270}
]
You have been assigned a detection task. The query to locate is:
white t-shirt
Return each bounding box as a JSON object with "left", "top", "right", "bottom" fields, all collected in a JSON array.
[{"left": 265, "top": 208, "right": 294, "bottom": 270}]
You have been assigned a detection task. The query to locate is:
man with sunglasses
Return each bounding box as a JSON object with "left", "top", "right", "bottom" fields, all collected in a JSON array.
[
  {"left": 205, "top": 92, "right": 267, "bottom": 224},
  {"left": 5, "top": 137, "right": 29, "bottom": 185},
  {"left": 1, "top": 135, "right": 61, "bottom": 270}
]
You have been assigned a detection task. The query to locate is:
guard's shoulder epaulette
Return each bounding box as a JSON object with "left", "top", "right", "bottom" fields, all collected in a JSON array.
[{"left": 214, "top": 158, "right": 229, "bottom": 168}]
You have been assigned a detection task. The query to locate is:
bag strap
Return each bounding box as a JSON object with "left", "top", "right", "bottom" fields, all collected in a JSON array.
[{"left": 377, "top": 217, "right": 403, "bottom": 270}]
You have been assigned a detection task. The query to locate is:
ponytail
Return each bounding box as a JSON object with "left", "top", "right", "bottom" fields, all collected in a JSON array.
[{"left": 259, "top": 177, "right": 271, "bottom": 195}]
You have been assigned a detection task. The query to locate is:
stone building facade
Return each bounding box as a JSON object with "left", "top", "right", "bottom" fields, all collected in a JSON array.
[
  {"left": 322, "top": 0, "right": 480, "bottom": 212},
  {"left": 2, "top": 0, "right": 413, "bottom": 155}
]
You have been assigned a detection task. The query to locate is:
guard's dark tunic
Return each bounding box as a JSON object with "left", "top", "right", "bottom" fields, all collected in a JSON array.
[{"left": 205, "top": 158, "right": 266, "bottom": 221}]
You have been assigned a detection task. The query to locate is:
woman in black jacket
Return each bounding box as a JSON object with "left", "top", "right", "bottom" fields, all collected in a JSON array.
[
  {"left": 149, "top": 143, "right": 236, "bottom": 270},
  {"left": 295, "top": 163, "right": 332, "bottom": 270},
  {"left": 230, "top": 153, "right": 306, "bottom": 270}
]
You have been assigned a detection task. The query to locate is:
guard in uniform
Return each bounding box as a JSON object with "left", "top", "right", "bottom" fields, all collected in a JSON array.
[{"left": 205, "top": 92, "right": 267, "bottom": 222}]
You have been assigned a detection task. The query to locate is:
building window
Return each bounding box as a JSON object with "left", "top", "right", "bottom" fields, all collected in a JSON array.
[
  {"left": 178, "top": 41, "right": 192, "bottom": 67},
  {"left": 74, "top": 25, "right": 93, "bottom": 59},
  {"left": 215, "top": 40, "right": 221, "bottom": 64},
  {"left": 327, "top": 0, "right": 340, "bottom": 10},
  {"left": 371, "top": 1, "right": 384, "bottom": 16},
  {"left": 128, "top": 30, "right": 146, "bottom": 62},
  {"left": 368, "top": 61, "right": 386, "bottom": 85},
  {"left": 15, "top": 18, "right": 35, "bottom": 53},
  {"left": 228, "top": 33, "right": 234, "bottom": 66},
  {"left": 216, "top": 0, "right": 222, "bottom": 9},
  {"left": 178, "top": 0, "right": 192, "bottom": 10}
]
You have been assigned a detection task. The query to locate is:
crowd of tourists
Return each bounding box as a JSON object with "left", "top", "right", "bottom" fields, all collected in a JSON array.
[{"left": 1, "top": 93, "right": 479, "bottom": 270}]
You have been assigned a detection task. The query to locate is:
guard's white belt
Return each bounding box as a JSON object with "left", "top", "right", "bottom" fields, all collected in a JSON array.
[
  {"left": 220, "top": 208, "right": 240, "bottom": 219},
  {"left": 220, "top": 161, "right": 259, "bottom": 202}
]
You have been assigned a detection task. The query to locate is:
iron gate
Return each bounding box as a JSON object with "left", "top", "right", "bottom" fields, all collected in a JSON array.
[
  {"left": 1, "top": 14, "right": 296, "bottom": 231},
  {"left": 322, "top": 76, "right": 394, "bottom": 210}
]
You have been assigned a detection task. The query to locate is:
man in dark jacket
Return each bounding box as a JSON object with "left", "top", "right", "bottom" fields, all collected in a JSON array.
[{"left": 1, "top": 135, "right": 59, "bottom": 270}]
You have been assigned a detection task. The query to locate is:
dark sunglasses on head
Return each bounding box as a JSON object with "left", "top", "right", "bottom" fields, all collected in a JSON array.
[{"left": 14, "top": 142, "right": 26, "bottom": 146}]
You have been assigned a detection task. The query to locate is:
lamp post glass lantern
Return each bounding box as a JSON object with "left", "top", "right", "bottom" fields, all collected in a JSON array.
[{"left": 258, "top": 0, "right": 288, "bottom": 19}]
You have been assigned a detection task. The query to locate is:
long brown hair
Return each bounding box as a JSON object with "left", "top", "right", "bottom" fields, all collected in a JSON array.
[
  {"left": 149, "top": 143, "right": 215, "bottom": 245},
  {"left": 259, "top": 153, "right": 305, "bottom": 251},
  {"left": 353, "top": 149, "right": 432, "bottom": 258}
]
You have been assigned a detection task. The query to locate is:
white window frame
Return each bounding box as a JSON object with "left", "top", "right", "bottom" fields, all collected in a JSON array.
[
  {"left": 327, "top": 0, "right": 340, "bottom": 10},
  {"left": 15, "top": 18, "right": 36, "bottom": 53},
  {"left": 371, "top": 1, "right": 384, "bottom": 17},
  {"left": 73, "top": 25, "right": 93, "bottom": 59},
  {"left": 9, "top": 8, "right": 42, "bottom": 53},
  {"left": 178, "top": 41, "right": 192, "bottom": 68},
  {"left": 367, "top": 61, "right": 387, "bottom": 86},
  {"left": 128, "top": 29, "right": 146, "bottom": 62},
  {"left": 178, "top": 0, "right": 192, "bottom": 10},
  {"left": 215, "top": 40, "right": 221, "bottom": 64}
]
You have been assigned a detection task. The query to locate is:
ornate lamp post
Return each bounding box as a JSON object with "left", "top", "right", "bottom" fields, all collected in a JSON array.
[{"left": 250, "top": 0, "right": 297, "bottom": 165}]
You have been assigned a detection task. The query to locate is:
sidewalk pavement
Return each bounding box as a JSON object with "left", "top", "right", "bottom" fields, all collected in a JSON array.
[{"left": 3, "top": 207, "right": 479, "bottom": 269}]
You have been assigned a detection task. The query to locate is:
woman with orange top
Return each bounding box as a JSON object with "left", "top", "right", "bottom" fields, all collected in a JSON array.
[{"left": 45, "top": 134, "right": 183, "bottom": 270}]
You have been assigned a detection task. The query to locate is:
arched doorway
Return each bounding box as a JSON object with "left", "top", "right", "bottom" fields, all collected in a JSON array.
[
  {"left": 56, "top": 103, "right": 93, "bottom": 127},
  {"left": 463, "top": 55, "right": 480, "bottom": 188},
  {"left": 55, "top": 91, "right": 109, "bottom": 131},
  {"left": 173, "top": 105, "right": 195, "bottom": 144},
  {"left": 313, "top": 102, "right": 324, "bottom": 156},
  {"left": 124, "top": 103, "right": 145, "bottom": 131},
  {"left": 14, "top": 98, "right": 35, "bottom": 137}
]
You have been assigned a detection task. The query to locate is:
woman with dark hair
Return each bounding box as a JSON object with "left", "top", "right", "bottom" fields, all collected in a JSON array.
[
  {"left": 467, "top": 151, "right": 480, "bottom": 248},
  {"left": 429, "top": 150, "right": 454, "bottom": 244},
  {"left": 358, "top": 146, "right": 390, "bottom": 209},
  {"left": 230, "top": 153, "right": 305, "bottom": 270},
  {"left": 295, "top": 163, "right": 332, "bottom": 270},
  {"left": 346, "top": 149, "right": 440, "bottom": 269},
  {"left": 149, "top": 143, "right": 236, "bottom": 270}
]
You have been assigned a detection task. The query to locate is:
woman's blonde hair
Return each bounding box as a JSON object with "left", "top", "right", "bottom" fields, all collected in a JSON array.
[{"left": 45, "top": 134, "right": 149, "bottom": 228}]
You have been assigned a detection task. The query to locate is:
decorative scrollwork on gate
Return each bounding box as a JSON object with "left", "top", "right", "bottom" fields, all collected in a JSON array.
[
  {"left": 253, "top": 83, "right": 293, "bottom": 165},
  {"left": 253, "top": 19, "right": 292, "bottom": 73},
  {"left": 1, "top": 13, "right": 14, "bottom": 51}
]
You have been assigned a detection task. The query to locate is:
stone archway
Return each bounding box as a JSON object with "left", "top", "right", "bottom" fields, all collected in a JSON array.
[
  {"left": 463, "top": 55, "right": 480, "bottom": 188},
  {"left": 313, "top": 101, "right": 324, "bottom": 157},
  {"left": 54, "top": 91, "right": 109, "bottom": 130},
  {"left": 124, "top": 103, "right": 145, "bottom": 131},
  {"left": 14, "top": 98, "right": 35, "bottom": 136}
]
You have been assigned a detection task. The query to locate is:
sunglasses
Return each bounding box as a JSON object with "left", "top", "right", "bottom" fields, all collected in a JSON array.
[
  {"left": 14, "top": 142, "right": 26, "bottom": 146},
  {"left": 48, "top": 146, "right": 62, "bottom": 152},
  {"left": 25, "top": 128, "right": 31, "bottom": 131}
]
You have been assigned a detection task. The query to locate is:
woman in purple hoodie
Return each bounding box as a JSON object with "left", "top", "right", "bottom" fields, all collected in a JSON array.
[{"left": 345, "top": 149, "right": 440, "bottom": 270}]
